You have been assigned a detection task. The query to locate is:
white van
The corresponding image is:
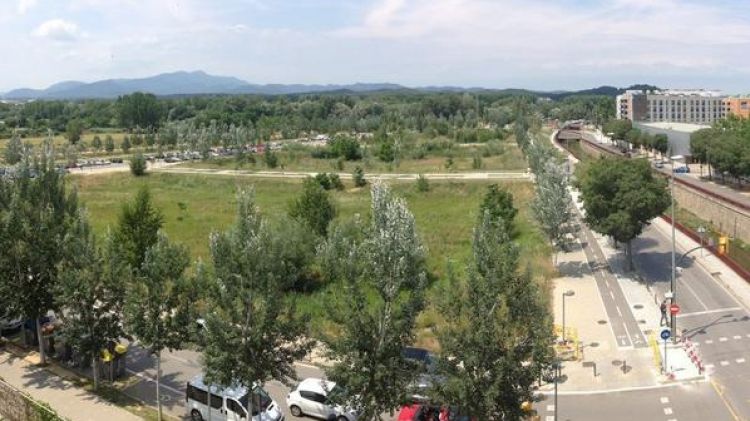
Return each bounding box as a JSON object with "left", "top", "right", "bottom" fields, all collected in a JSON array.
[{"left": 186, "top": 375, "right": 285, "bottom": 421}]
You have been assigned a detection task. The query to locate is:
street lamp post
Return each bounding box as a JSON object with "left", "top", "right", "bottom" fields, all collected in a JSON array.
[
  {"left": 670, "top": 155, "right": 683, "bottom": 343},
  {"left": 561, "top": 290, "right": 575, "bottom": 344}
]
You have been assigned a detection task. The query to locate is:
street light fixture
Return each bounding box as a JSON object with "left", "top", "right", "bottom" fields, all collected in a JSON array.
[{"left": 561, "top": 290, "right": 575, "bottom": 344}]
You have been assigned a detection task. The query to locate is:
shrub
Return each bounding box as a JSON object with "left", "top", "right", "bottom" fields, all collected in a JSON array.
[
  {"left": 472, "top": 155, "right": 483, "bottom": 169},
  {"left": 314, "top": 173, "right": 332, "bottom": 190},
  {"left": 329, "top": 173, "right": 345, "bottom": 190},
  {"left": 264, "top": 144, "right": 279, "bottom": 168},
  {"left": 330, "top": 135, "right": 362, "bottom": 160},
  {"left": 288, "top": 178, "right": 337, "bottom": 236},
  {"left": 130, "top": 153, "right": 147, "bottom": 176},
  {"left": 416, "top": 174, "right": 430, "bottom": 192},
  {"left": 353, "top": 166, "right": 367, "bottom": 187}
]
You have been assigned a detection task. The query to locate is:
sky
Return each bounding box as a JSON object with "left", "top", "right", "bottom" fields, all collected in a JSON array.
[{"left": 2, "top": 0, "right": 750, "bottom": 93}]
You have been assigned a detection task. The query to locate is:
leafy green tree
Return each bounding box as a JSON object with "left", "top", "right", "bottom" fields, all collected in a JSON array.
[
  {"left": 116, "top": 92, "right": 164, "bottom": 129},
  {"left": 314, "top": 172, "right": 332, "bottom": 190},
  {"left": 57, "top": 215, "right": 127, "bottom": 390},
  {"left": 4, "top": 134, "right": 24, "bottom": 164},
  {"left": 201, "top": 191, "right": 312, "bottom": 419},
  {"left": 92, "top": 135, "right": 103, "bottom": 151},
  {"left": 130, "top": 153, "right": 147, "bottom": 176},
  {"left": 105, "top": 135, "right": 115, "bottom": 153},
  {"left": 353, "top": 166, "right": 367, "bottom": 187},
  {"left": 479, "top": 184, "right": 517, "bottom": 237},
  {"left": 434, "top": 212, "right": 552, "bottom": 420},
  {"left": 575, "top": 158, "right": 669, "bottom": 269},
  {"left": 115, "top": 187, "right": 164, "bottom": 271},
  {"left": 121, "top": 135, "right": 131, "bottom": 153},
  {"left": 319, "top": 182, "right": 427, "bottom": 420},
  {"left": 653, "top": 134, "right": 669, "bottom": 156},
  {"left": 289, "top": 178, "right": 337, "bottom": 236},
  {"left": 0, "top": 152, "right": 78, "bottom": 364},
  {"left": 123, "top": 233, "right": 196, "bottom": 421},
  {"left": 377, "top": 141, "right": 396, "bottom": 162},
  {"left": 329, "top": 173, "right": 345, "bottom": 190},
  {"left": 66, "top": 119, "right": 84, "bottom": 144},
  {"left": 603, "top": 119, "right": 632, "bottom": 140},
  {"left": 532, "top": 162, "right": 574, "bottom": 262},
  {"left": 330, "top": 135, "right": 362, "bottom": 160}
]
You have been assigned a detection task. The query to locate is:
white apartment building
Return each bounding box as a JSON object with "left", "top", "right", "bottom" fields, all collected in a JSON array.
[{"left": 616, "top": 89, "right": 727, "bottom": 124}]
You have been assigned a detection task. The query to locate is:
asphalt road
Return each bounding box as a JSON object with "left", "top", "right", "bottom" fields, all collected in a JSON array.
[
  {"left": 536, "top": 381, "right": 736, "bottom": 421},
  {"left": 633, "top": 223, "right": 750, "bottom": 419}
]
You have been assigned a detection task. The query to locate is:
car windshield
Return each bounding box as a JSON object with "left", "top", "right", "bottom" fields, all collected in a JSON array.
[{"left": 239, "top": 386, "right": 272, "bottom": 411}]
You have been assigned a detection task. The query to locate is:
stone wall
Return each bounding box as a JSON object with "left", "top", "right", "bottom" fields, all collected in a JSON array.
[
  {"left": 673, "top": 182, "right": 750, "bottom": 243},
  {"left": 0, "top": 378, "right": 63, "bottom": 421}
]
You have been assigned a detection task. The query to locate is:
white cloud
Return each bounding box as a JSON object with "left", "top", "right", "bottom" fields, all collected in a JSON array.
[
  {"left": 32, "top": 19, "right": 81, "bottom": 41},
  {"left": 17, "top": 0, "right": 37, "bottom": 14}
]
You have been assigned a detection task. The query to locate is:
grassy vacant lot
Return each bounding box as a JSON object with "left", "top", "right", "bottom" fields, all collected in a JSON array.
[{"left": 72, "top": 172, "right": 553, "bottom": 342}]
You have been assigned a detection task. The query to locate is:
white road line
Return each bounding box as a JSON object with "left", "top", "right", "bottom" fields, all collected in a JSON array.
[
  {"left": 705, "top": 339, "right": 714, "bottom": 344},
  {"left": 681, "top": 278, "right": 709, "bottom": 311},
  {"left": 664, "top": 407, "right": 673, "bottom": 415},
  {"left": 609, "top": 290, "right": 616, "bottom": 300},
  {"left": 125, "top": 369, "right": 183, "bottom": 395},
  {"left": 545, "top": 416, "right": 554, "bottom": 421},
  {"left": 720, "top": 361, "right": 730, "bottom": 366},
  {"left": 733, "top": 335, "right": 742, "bottom": 340},
  {"left": 677, "top": 307, "right": 741, "bottom": 318},
  {"left": 706, "top": 364, "right": 715, "bottom": 369},
  {"left": 616, "top": 306, "right": 623, "bottom": 317},
  {"left": 719, "top": 337, "right": 728, "bottom": 342},
  {"left": 736, "top": 358, "right": 746, "bottom": 364},
  {"left": 660, "top": 397, "right": 670, "bottom": 404},
  {"left": 547, "top": 405, "right": 555, "bottom": 411}
]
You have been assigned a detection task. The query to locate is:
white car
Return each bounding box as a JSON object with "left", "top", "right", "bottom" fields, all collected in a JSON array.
[
  {"left": 0, "top": 308, "right": 23, "bottom": 332},
  {"left": 287, "top": 378, "right": 357, "bottom": 421}
]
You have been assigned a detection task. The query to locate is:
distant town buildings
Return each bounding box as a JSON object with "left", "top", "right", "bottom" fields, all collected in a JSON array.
[{"left": 616, "top": 89, "right": 749, "bottom": 124}]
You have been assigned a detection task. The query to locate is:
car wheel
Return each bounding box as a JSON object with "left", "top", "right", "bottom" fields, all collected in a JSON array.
[
  {"left": 190, "top": 409, "right": 204, "bottom": 421},
  {"left": 290, "top": 405, "right": 303, "bottom": 417}
]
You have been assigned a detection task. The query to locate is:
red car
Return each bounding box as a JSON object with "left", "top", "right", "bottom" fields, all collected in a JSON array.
[{"left": 397, "top": 404, "right": 472, "bottom": 421}]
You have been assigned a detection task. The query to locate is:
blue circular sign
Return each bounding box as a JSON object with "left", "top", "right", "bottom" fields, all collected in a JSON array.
[{"left": 660, "top": 328, "right": 671, "bottom": 340}]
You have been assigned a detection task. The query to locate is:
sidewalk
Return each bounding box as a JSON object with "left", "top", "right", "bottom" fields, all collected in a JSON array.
[{"left": 0, "top": 349, "right": 142, "bottom": 421}]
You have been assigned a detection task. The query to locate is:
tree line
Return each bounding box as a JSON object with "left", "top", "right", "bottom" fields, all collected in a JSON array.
[
  {"left": 690, "top": 115, "right": 750, "bottom": 183},
  {"left": 0, "top": 144, "right": 553, "bottom": 420}
]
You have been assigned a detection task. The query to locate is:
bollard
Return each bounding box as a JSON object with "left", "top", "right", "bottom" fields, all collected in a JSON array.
[
  {"left": 593, "top": 362, "right": 597, "bottom": 377},
  {"left": 622, "top": 360, "right": 627, "bottom": 374}
]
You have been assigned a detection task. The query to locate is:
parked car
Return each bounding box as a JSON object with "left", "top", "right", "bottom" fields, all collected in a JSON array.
[
  {"left": 287, "top": 378, "right": 357, "bottom": 421},
  {"left": 0, "top": 308, "right": 23, "bottom": 333},
  {"left": 186, "top": 375, "right": 284, "bottom": 421},
  {"left": 653, "top": 160, "right": 664, "bottom": 169},
  {"left": 403, "top": 347, "right": 438, "bottom": 400},
  {"left": 397, "top": 404, "right": 473, "bottom": 421},
  {"left": 673, "top": 166, "right": 690, "bottom": 173}
]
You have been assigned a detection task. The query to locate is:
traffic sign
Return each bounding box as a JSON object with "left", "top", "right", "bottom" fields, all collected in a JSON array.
[
  {"left": 660, "top": 328, "right": 671, "bottom": 341},
  {"left": 670, "top": 304, "right": 680, "bottom": 315}
]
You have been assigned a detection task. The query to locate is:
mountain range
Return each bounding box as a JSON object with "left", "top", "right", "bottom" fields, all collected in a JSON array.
[{"left": 0, "top": 70, "right": 650, "bottom": 100}]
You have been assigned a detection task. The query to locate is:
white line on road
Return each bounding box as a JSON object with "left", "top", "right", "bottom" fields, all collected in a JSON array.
[
  {"left": 660, "top": 397, "right": 670, "bottom": 404},
  {"left": 719, "top": 337, "right": 728, "bottom": 342},
  {"left": 126, "top": 369, "right": 183, "bottom": 395},
  {"left": 545, "top": 416, "right": 554, "bottom": 421},
  {"left": 609, "top": 290, "right": 616, "bottom": 300},
  {"left": 733, "top": 335, "right": 742, "bottom": 340},
  {"left": 705, "top": 339, "right": 714, "bottom": 344},
  {"left": 616, "top": 306, "right": 623, "bottom": 317},
  {"left": 676, "top": 307, "right": 741, "bottom": 318},
  {"left": 681, "top": 278, "right": 709, "bottom": 311},
  {"left": 664, "top": 407, "right": 673, "bottom": 415},
  {"left": 720, "top": 361, "right": 730, "bottom": 366},
  {"left": 706, "top": 364, "right": 715, "bottom": 370},
  {"left": 546, "top": 405, "right": 555, "bottom": 411},
  {"left": 736, "top": 358, "right": 746, "bottom": 364}
]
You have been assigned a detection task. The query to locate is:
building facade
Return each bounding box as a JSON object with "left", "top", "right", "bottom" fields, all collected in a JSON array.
[{"left": 616, "top": 89, "right": 749, "bottom": 124}]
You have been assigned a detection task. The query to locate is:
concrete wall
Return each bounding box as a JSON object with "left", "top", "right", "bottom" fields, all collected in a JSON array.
[{"left": 673, "top": 182, "right": 750, "bottom": 243}]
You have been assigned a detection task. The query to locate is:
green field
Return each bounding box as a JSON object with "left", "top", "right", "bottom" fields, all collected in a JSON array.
[{"left": 72, "top": 172, "right": 553, "bottom": 344}]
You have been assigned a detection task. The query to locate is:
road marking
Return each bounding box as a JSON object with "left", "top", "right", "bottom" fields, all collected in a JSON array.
[
  {"left": 125, "top": 369, "right": 183, "bottom": 395},
  {"left": 546, "top": 405, "right": 555, "bottom": 411},
  {"left": 710, "top": 379, "right": 742, "bottom": 421},
  {"left": 736, "top": 358, "right": 746, "bottom": 364},
  {"left": 545, "top": 416, "right": 554, "bottom": 421},
  {"left": 676, "top": 307, "right": 741, "bottom": 318},
  {"left": 664, "top": 407, "right": 673, "bottom": 415},
  {"left": 660, "top": 397, "right": 670, "bottom": 404},
  {"left": 733, "top": 335, "right": 741, "bottom": 340},
  {"left": 720, "top": 361, "right": 730, "bottom": 366},
  {"left": 610, "top": 290, "right": 616, "bottom": 300},
  {"left": 681, "top": 278, "right": 709, "bottom": 311},
  {"left": 705, "top": 339, "right": 714, "bottom": 344},
  {"left": 616, "top": 306, "right": 623, "bottom": 317},
  {"left": 719, "top": 337, "right": 728, "bottom": 342},
  {"left": 706, "top": 364, "right": 715, "bottom": 370}
]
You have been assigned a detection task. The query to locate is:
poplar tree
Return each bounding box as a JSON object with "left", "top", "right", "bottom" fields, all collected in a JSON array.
[
  {"left": 123, "top": 233, "right": 197, "bottom": 421},
  {"left": 319, "top": 182, "right": 427, "bottom": 420},
  {"left": 57, "top": 215, "right": 128, "bottom": 390},
  {"left": 201, "top": 190, "right": 312, "bottom": 419},
  {"left": 532, "top": 161, "right": 574, "bottom": 262},
  {"left": 434, "top": 213, "right": 553, "bottom": 420}
]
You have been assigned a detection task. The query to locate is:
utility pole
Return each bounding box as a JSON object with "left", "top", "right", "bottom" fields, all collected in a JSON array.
[{"left": 670, "top": 155, "right": 678, "bottom": 343}]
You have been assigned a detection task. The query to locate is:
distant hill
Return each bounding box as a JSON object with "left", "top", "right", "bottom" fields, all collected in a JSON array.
[{"left": 0, "top": 70, "right": 657, "bottom": 100}]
